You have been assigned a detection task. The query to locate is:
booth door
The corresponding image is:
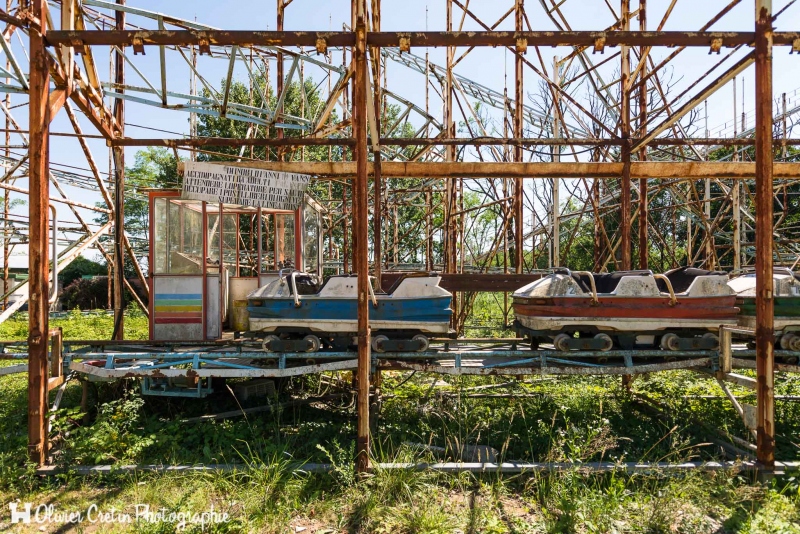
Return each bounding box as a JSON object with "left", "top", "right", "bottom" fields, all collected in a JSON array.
[
  {"left": 149, "top": 196, "right": 205, "bottom": 341},
  {"left": 152, "top": 277, "right": 203, "bottom": 340}
]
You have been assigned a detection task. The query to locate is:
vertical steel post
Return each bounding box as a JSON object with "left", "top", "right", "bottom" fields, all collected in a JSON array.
[
  {"left": 620, "top": 0, "right": 632, "bottom": 389},
  {"left": 425, "top": 50, "right": 433, "bottom": 271},
  {"left": 733, "top": 78, "right": 741, "bottom": 269},
  {"left": 354, "top": 0, "right": 371, "bottom": 474},
  {"left": 620, "top": 0, "right": 632, "bottom": 271},
  {"left": 3, "top": 0, "right": 9, "bottom": 311},
  {"left": 637, "top": 0, "right": 648, "bottom": 270},
  {"left": 754, "top": 0, "right": 775, "bottom": 470},
  {"left": 343, "top": 181, "right": 349, "bottom": 272},
  {"left": 444, "top": 0, "right": 459, "bottom": 328},
  {"left": 276, "top": 0, "right": 284, "bottom": 159},
  {"left": 371, "top": 0, "right": 382, "bottom": 287},
  {"left": 369, "top": 0, "right": 383, "bottom": 437},
  {"left": 219, "top": 203, "right": 224, "bottom": 338},
  {"left": 112, "top": 0, "right": 125, "bottom": 340},
  {"left": 513, "top": 0, "right": 524, "bottom": 274},
  {"left": 552, "top": 57, "right": 561, "bottom": 268},
  {"left": 28, "top": 0, "right": 50, "bottom": 466},
  {"left": 782, "top": 93, "right": 787, "bottom": 159}
]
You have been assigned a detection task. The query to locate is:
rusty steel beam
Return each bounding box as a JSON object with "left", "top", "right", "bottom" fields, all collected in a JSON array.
[
  {"left": 27, "top": 0, "right": 49, "bottom": 468},
  {"left": 620, "top": 0, "right": 632, "bottom": 271},
  {"left": 0, "top": 8, "right": 33, "bottom": 30},
  {"left": 353, "top": 0, "right": 371, "bottom": 475},
  {"left": 371, "top": 0, "right": 383, "bottom": 287},
  {"left": 115, "top": 137, "right": 800, "bottom": 148},
  {"left": 368, "top": 0, "right": 383, "bottom": 445},
  {"left": 444, "top": 0, "right": 456, "bottom": 276},
  {"left": 754, "top": 0, "right": 775, "bottom": 471},
  {"left": 112, "top": 0, "right": 125, "bottom": 341},
  {"left": 112, "top": 137, "right": 357, "bottom": 147},
  {"left": 276, "top": 0, "right": 284, "bottom": 156},
  {"left": 638, "top": 0, "right": 648, "bottom": 271},
  {"left": 513, "top": 0, "right": 524, "bottom": 275},
  {"left": 188, "top": 161, "right": 800, "bottom": 179},
  {"left": 44, "top": 30, "right": 800, "bottom": 48}
]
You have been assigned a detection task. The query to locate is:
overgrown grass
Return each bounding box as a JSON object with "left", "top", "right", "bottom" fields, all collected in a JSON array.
[
  {"left": 0, "top": 313, "right": 798, "bottom": 532},
  {"left": 0, "top": 307, "right": 149, "bottom": 342}
]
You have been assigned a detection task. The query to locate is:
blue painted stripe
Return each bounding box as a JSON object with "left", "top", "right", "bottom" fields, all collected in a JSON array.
[
  {"left": 248, "top": 296, "right": 452, "bottom": 323},
  {"left": 155, "top": 293, "right": 203, "bottom": 301}
]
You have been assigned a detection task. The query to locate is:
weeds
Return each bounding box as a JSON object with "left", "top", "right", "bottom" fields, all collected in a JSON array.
[{"left": 0, "top": 313, "right": 798, "bottom": 532}]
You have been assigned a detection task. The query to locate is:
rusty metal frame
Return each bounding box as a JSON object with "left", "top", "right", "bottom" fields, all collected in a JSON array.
[{"left": 4, "top": 0, "right": 796, "bottom": 476}]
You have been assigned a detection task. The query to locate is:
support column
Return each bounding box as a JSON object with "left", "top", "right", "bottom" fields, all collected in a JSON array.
[
  {"left": 371, "top": 0, "right": 382, "bottom": 286},
  {"left": 552, "top": 57, "right": 561, "bottom": 268},
  {"left": 354, "top": 0, "right": 371, "bottom": 474},
  {"left": 112, "top": 0, "right": 125, "bottom": 340},
  {"left": 276, "top": 0, "right": 284, "bottom": 158},
  {"left": 637, "top": 0, "right": 648, "bottom": 270},
  {"left": 28, "top": 0, "right": 50, "bottom": 466},
  {"left": 620, "top": 0, "right": 632, "bottom": 271},
  {"left": 513, "top": 0, "right": 524, "bottom": 274},
  {"left": 733, "top": 79, "right": 741, "bottom": 270},
  {"left": 620, "top": 0, "right": 632, "bottom": 390},
  {"left": 3, "top": 0, "right": 10, "bottom": 311},
  {"left": 369, "top": 0, "right": 382, "bottom": 437},
  {"left": 754, "top": 0, "right": 774, "bottom": 470},
  {"left": 444, "top": 0, "right": 459, "bottom": 328}
]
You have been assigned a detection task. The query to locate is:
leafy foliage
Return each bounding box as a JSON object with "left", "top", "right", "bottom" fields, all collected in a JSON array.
[
  {"left": 57, "top": 256, "right": 107, "bottom": 287},
  {"left": 96, "top": 147, "right": 181, "bottom": 244}
]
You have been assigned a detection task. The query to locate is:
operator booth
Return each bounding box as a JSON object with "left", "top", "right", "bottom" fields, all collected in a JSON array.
[{"left": 148, "top": 163, "right": 323, "bottom": 341}]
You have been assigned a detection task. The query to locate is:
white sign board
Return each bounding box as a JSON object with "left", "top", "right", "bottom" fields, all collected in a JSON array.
[{"left": 181, "top": 161, "right": 310, "bottom": 210}]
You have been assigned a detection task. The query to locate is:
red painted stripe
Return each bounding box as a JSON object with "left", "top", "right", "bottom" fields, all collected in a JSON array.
[
  {"left": 154, "top": 318, "right": 203, "bottom": 324},
  {"left": 514, "top": 296, "right": 738, "bottom": 320},
  {"left": 155, "top": 311, "right": 203, "bottom": 319}
]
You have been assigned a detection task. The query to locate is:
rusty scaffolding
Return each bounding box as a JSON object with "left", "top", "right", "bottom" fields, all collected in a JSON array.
[{"left": 3, "top": 0, "right": 799, "bottom": 472}]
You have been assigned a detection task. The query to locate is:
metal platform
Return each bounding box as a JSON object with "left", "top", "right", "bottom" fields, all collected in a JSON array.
[{"left": 61, "top": 338, "right": 800, "bottom": 382}]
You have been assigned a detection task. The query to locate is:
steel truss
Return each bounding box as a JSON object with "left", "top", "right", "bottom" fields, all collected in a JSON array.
[{"left": 0, "top": 0, "right": 795, "bottom": 474}]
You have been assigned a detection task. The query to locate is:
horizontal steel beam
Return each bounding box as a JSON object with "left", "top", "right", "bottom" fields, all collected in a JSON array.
[
  {"left": 181, "top": 161, "right": 800, "bottom": 179},
  {"left": 111, "top": 137, "right": 800, "bottom": 148},
  {"left": 69, "top": 359, "right": 359, "bottom": 378},
  {"left": 45, "top": 30, "right": 800, "bottom": 49},
  {"left": 380, "top": 357, "right": 713, "bottom": 375},
  {"left": 376, "top": 461, "right": 800, "bottom": 473},
  {"left": 38, "top": 460, "right": 800, "bottom": 476}
]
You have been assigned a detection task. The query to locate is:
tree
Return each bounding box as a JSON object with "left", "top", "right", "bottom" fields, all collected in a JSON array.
[
  {"left": 196, "top": 73, "right": 424, "bottom": 269},
  {"left": 58, "top": 256, "right": 106, "bottom": 287},
  {"left": 94, "top": 147, "right": 180, "bottom": 276}
]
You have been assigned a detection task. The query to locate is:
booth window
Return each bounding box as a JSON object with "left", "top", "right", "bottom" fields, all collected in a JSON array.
[
  {"left": 304, "top": 202, "right": 321, "bottom": 274},
  {"left": 154, "top": 198, "right": 203, "bottom": 275},
  {"left": 207, "top": 211, "right": 237, "bottom": 274},
  {"left": 263, "top": 213, "right": 295, "bottom": 271}
]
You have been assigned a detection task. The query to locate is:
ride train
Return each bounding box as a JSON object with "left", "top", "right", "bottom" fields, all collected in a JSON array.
[{"left": 244, "top": 266, "right": 800, "bottom": 354}]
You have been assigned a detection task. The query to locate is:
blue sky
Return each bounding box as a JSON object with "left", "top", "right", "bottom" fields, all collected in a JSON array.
[{"left": 4, "top": 0, "right": 800, "bottom": 266}]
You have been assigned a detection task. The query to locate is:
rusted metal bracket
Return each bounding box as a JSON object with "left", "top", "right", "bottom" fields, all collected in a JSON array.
[
  {"left": 593, "top": 36, "right": 606, "bottom": 54},
  {"left": 198, "top": 33, "right": 211, "bottom": 56},
  {"left": 69, "top": 37, "right": 83, "bottom": 54},
  {"left": 132, "top": 33, "right": 145, "bottom": 55},
  {"left": 398, "top": 33, "right": 411, "bottom": 53}
]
